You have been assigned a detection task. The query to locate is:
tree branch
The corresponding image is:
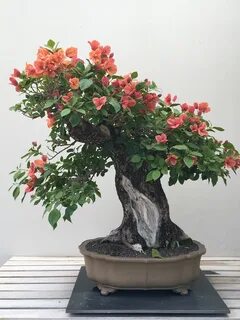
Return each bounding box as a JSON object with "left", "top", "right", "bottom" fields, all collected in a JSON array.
[{"left": 68, "top": 120, "right": 111, "bottom": 145}]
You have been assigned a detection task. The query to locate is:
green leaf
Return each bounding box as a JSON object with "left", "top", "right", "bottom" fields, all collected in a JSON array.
[
  {"left": 153, "top": 144, "right": 167, "bottom": 151},
  {"left": 151, "top": 248, "right": 162, "bottom": 258},
  {"left": 172, "top": 145, "right": 189, "bottom": 151},
  {"left": 213, "top": 126, "right": 224, "bottom": 131},
  {"left": 109, "top": 98, "right": 121, "bottom": 112},
  {"left": 44, "top": 99, "right": 56, "bottom": 109},
  {"left": 131, "top": 154, "right": 141, "bottom": 163},
  {"left": 77, "top": 109, "right": 86, "bottom": 115},
  {"left": 69, "top": 112, "right": 81, "bottom": 127},
  {"left": 63, "top": 205, "right": 78, "bottom": 222},
  {"left": 152, "top": 169, "right": 161, "bottom": 180},
  {"left": 149, "top": 81, "right": 157, "bottom": 90},
  {"left": 13, "top": 186, "right": 20, "bottom": 200},
  {"left": 146, "top": 169, "right": 161, "bottom": 182},
  {"left": 131, "top": 71, "right": 138, "bottom": 79},
  {"left": 190, "top": 151, "right": 203, "bottom": 157},
  {"left": 13, "top": 171, "right": 25, "bottom": 181},
  {"left": 211, "top": 174, "right": 218, "bottom": 186},
  {"left": 79, "top": 79, "right": 93, "bottom": 91},
  {"left": 147, "top": 155, "right": 155, "bottom": 161},
  {"left": 61, "top": 108, "right": 71, "bottom": 117},
  {"left": 161, "top": 166, "right": 168, "bottom": 175},
  {"left": 76, "top": 61, "right": 85, "bottom": 72},
  {"left": 183, "top": 156, "right": 194, "bottom": 168},
  {"left": 136, "top": 82, "right": 146, "bottom": 90},
  {"left": 46, "top": 39, "right": 55, "bottom": 49},
  {"left": 48, "top": 209, "right": 61, "bottom": 229}
]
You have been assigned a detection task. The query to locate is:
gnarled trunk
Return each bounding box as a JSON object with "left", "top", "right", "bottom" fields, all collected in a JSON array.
[
  {"left": 68, "top": 122, "right": 188, "bottom": 251},
  {"left": 103, "top": 158, "right": 188, "bottom": 251}
]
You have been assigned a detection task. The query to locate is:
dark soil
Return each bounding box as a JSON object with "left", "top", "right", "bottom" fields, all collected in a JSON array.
[{"left": 86, "top": 238, "right": 199, "bottom": 258}]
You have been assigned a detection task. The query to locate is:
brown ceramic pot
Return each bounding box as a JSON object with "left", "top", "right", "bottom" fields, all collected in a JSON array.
[{"left": 79, "top": 238, "right": 206, "bottom": 295}]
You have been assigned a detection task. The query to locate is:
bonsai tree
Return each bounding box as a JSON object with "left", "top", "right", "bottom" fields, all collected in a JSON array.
[{"left": 9, "top": 39, "right": 240, "bottom": 253}]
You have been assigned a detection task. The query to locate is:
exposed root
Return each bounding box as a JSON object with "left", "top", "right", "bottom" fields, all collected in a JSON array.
[
  {"left": 122, "top": 240, "right": 144, "bottom": 253},
  {"left": 101, "top": 229, "right": 144, "bottom": 253}
]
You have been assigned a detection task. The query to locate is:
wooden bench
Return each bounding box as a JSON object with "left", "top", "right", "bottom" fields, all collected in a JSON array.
[{"left": 0, "top": 256, "right": 240, "bottom": 319}]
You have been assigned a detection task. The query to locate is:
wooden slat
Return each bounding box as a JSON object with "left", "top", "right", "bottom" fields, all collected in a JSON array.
[
  {"left": 219, "top": 291, "right": 240, "bottom": 299},
  {"left": 1, "top": 289, "right": 238, "bottom": 300},
  {"left": 0, "top": 291, "right": 71, "bottom": 299},
  {"left": 2, "top": 270, "right": 240, "bottom": 278},
  {"left": 2, "top": 265, "right": 240, "bottom": 272},
  {"left": 209, "top": 277, "right": 240, "bottom": 283},
  {"left": 4, "top": 261, "right": 83, "bottom": 266},
  {"left": 10, "top": 256, "right": 240, "bottom": 262},
  {"left": 0, "top": 308, "right": 239, "bottom": 319},
  {"left": 0, "top": 283, "right": 74, "bottom": 291},
  {"left": 0, "top": 270, "right": 79, "bottom": 277},
  {"left": 0, "top": 297, "right": 238, "bottom": 310},
  {"left": 1, "top": 257, "right": 240, "bottom": 319},
  {"left": 203, "top": 257, "right": 240, "bottom": 261},
  {"left": 0, "top": 299, "right": 68, "bottom": 308},
  {"left": 201, "top": 265, "right": 240, "bottom": 271},
  {"left": 0, "top": 277, "right": 76, "bottom": 284},
  {"left": 213, "top": 283, "right": 240, "bottom": 290},
  {"left": 201, "top": 260, "right": 240, "bottom": 266},
  {"left": 1, "top": 275, "right": 240, "bottom": 285},
  {"left": 10, "top": 256, "right": 84, "bottom": 261},
  {"left": 0, "top": 265, "right": 80, "bottom": 271}
]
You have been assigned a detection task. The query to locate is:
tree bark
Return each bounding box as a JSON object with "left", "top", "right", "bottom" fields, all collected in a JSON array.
[
  {"left": 103, "top": 156, "right": 189, "bottom": 251},
  {"left": 68, "top": 121, "right": 189, "bottom": 251}
]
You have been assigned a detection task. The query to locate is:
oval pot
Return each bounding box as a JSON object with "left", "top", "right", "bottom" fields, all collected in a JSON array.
[{"left": 79, "top": 238, "right": 206, "bottom": 294}]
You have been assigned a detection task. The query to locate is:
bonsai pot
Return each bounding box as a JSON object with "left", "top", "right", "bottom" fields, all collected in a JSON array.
[{"left": 79, "top": 238, "right": 206, "bottom": 295}]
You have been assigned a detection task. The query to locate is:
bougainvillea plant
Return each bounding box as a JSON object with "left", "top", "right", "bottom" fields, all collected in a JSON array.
[{"left": 9, "top": 39, "right": 239, "bottom": 252}]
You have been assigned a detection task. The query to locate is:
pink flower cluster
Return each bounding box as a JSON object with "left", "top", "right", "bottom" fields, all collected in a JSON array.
[
  {"left": 224, "top": 156, "right": 240, "bottom": 169},
  {"left": 25, "top": 47, "right": 79, "bottom": 78},
  {"left": 181, "top": 102, "right": 211, "bottom": 115},
  {"left": 25, "top": 155, "right": 48, "bottom": 193},
  {"left": 112, "top": 75, "right": 159, "bottom": 111},
  {"left": 9, "top": 68, "right": 21, "bottom": 92},
  {"left": 89, "top": 40, "right": 117, "bottom": 75}
]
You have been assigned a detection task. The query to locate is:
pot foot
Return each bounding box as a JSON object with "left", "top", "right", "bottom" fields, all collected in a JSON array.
[
  {"left": 97, "top": 284, "right": 117, "bottom": 296},
  {"left": 173, "top": 287, "right": 189, "bottom": 295}
]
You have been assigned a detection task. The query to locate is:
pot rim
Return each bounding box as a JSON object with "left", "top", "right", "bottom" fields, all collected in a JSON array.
[{"left": 79, "top": 237, "right": 206, "bottom": 263}]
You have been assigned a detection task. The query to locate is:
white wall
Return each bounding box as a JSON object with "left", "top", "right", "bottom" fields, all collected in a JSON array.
[{"left": 0, "top": 0, "right": 240, "bottom": 265}]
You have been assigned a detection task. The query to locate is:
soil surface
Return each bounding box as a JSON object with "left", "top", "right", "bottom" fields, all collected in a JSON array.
[{"left": 86, "top": 238, "right": 199, "bottom": 258}]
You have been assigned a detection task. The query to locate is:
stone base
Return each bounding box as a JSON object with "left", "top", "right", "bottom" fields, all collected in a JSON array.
[{"left": 66, "top": 267, "right": 230, "bottom": 315}]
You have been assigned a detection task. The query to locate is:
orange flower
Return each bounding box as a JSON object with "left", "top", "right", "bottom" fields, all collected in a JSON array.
[
  {"left": 62, "top": 92, "right": 73, "bottom": 103},
  {"left": 65, "top": 47, "right": 78, "bottom": 58},
  {"left": 121, "top": 95, "right": 136, "bottom": 109},
  {"left": 47, "top": 113, "right": 56, "bottom": 128},
  {"left": 28, "top": 162, "right": 36, "bottom": 178},
  {"left": 92, "top": 96, "right": 107, "bottom": 110},
  {"left": 9, "top": 77, "right": 18, "bottom": 86},
  {"left": 25, "top": 175, "right": 37, "bottom": 193},
  {"left": 143, "top": 93, "right": 159, "bottom": 112},
  {"left": 155, "top": 133, "right": 168, "bottom": 144},
  {"left": 69, "top": 77, "right": 80, "bottom": 90},
  {"left": 25, "top": 64, "right": 37, "bottom": 77},
  {"left": 11, "top": 68, "right": 21, "bottom": 78},
  {"left": 88, "top": 40, "right": 100, "bottom": 50},
  {"left": 198, "top": 102, "right": 211, "bottom": 113},
  {"left": 166, "top": 154, "right": 178, "bottom": 166},
  {"left": 167, "top": 116, "right": 184, "bottom": 129},
  {"left": 34, "top": 159, "right": 45, "bottom": 169},
  {"left": 88, "top": 40, "right": 117, "bottom": 75},
  {"left": 89, "top": 48, "right": 102, "bottom": 64},
  {"left": 37, "top": 47, "right": 51, "bottom": 60},
  {"left": 224, "top": 156, "right": 236, "bottom": 169},
  {"left": 190, "top": 122, "right": 208, "bottom": 136}
]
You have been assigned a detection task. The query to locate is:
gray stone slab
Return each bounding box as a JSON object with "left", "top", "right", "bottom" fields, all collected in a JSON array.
[{"left": 66, "top": 267, "right": 229, "bottom": 315}]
